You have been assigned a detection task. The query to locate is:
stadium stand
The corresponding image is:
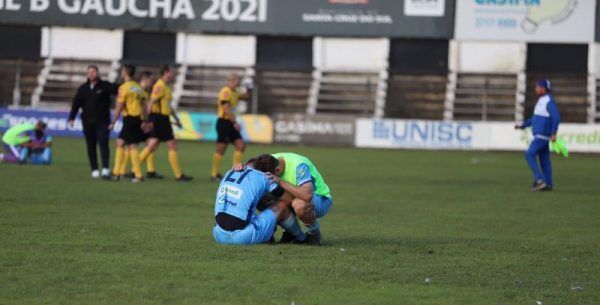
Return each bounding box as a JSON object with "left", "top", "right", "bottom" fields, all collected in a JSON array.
[
  {"left": 255, "top": 68, "right": 312, "bottom": 114},
  {"left": 453, "top": 73, "right": 520, "bottom": 121},
  {"left": 385, "top": 39, "right": 449, "bottom": 120},
  {"left": 0, "top": 59, "right": 44, "bottom": 108},
  {"left": 313, "top": 70, "right": 383, "bottom": 116},
  {"left": 525, "top": 43, "right": 589, "bottom": 123},
  {"left": 179, "top": 65, "right": 253, "bottom": 112},
  {"left": 254, "top": 36, "right": 313, "bottom": 114},
  {"left": 33, "top": 59, "right": 118, "bottom": 109}
]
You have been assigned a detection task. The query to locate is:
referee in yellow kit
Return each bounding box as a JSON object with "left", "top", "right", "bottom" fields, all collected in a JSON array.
[
  {"left": 139, "top": 65, "right": 193, "bottom": 182},
  {"left": 210, "top": 73, "right": 252, "bottom": 181},
  {"left": 108, "top": 65, "right": 145, "bottom": 182}
]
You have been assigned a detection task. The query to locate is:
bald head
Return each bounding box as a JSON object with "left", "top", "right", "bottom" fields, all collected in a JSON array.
[{"left": 228, "top": 73, "right": 241, "bottom": 88}]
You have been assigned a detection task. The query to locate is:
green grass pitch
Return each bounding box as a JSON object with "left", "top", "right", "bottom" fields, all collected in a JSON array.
[{"left": 1, "top": 138, "right": 599, "bottom": 305}]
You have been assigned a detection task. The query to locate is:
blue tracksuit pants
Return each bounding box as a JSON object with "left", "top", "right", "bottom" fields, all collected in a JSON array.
[{"left": 525, "top": 138, "right": 552, "bottom": 187}]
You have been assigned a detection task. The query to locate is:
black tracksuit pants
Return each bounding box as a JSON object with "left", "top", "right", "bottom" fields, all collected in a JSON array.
[{"left": 82, "top": 121, "right": 110, "bottom": 171}]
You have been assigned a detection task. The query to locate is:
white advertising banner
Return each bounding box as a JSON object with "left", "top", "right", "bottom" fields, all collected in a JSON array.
[
  {"left": 355, "top": 119, "right": 600, "bottom": 153},
  {"left": 455, "top": 0, "right": 596, "bottom": 43}
]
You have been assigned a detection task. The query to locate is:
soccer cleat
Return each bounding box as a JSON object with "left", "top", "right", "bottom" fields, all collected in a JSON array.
[
  {"left": 91, "top": 170, "right": 100, "bottom": 178},
  {"left": 279, "top": 230, "right": 297, "bottom": 244},
  {"left": 101, "top": 168, "right": 111, "bottom": 178},
  {"left": 131, "top": 177, "right": 144, "bottom": 183},
  {"left": 110, "top": 175, "right": 121, "bottom": 181},
  {"left": 541, "top": 185, "right": 553, "bottom": 192},
  {"left": 176, "top": 174, "right": 194, "bottom": 182},
  {"left": 306, "top": 231, "right": 323, "bottom": 246},
  {"left": 531, "top": 180, "right": 547, "bottom": 192},
  {"left": 146, "top": 171, "right": 164, "bottom": 179},
  {"left": 210, "top": 173, "right": 223, "bottom": 182}
]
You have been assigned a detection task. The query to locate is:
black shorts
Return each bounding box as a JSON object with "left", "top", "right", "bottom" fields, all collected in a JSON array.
[
  {"left": 119, "top": 116, "right": 145, "bottom": 144},
  {"left": 216, "top": 118, "right": 242, "bottom": 143},
  {"left": 149, "top": 114, "right": 174, "bottom": 142}
]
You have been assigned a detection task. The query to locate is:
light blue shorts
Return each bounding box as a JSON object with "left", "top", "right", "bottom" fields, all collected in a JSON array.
[
  {"left": 312, "top": 195, "right": 333, "bottom": 219},
  {"left": 213, "top": 209, "right": 276, "bottom": 245}
]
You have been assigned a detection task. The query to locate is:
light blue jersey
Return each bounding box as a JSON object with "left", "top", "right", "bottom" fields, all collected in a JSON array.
[{"left": 213, "top": 167, "right": 279, "bottom": 245}]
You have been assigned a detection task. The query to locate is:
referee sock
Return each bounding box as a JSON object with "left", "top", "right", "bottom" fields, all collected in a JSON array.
[
  {"left": 168, "top": 150, "right": 183, "bottom": 178},
  {"left": 112, "top": 147, "right": 124, "bottom": 176},
  {"left": 232, "top": 150, "right": 243, "bottom": 166},
  {"left": 279, "top": 213, "right": 307, "bottom": 242},
  {"left": 129, "top": 147, "right": 143, "bottom": 179},
  {"left": 147, "top": 152, "right": 156, "bottom": 173},
  {"left": 211, "top": 153, "right": 223, "bottom": 178},
  {"left": 120, "top": 149, "right": 130, "bottom": 175},
  {"left": 139, "top": 147, "right": 151, "bottom": 163}
]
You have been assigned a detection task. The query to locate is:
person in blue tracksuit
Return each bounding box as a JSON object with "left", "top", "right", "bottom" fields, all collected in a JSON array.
[{"left": 515, "top": 79, "right": 561, "bottom": 192}]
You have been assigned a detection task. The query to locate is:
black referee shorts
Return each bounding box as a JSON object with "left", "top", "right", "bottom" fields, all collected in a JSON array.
[
  {"left": 216, "top": 118, "right": 242, "bottom": 143},
  {"left": 149, "top": 114, "right": 174, "bottom": 142},
  {"left": 119, "top": 116, "right": 145, "bottom": 145}
]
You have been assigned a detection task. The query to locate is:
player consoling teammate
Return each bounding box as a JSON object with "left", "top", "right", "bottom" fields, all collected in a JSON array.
[{"left": 213, "top": 153, "right": 333, "bottom": 246}]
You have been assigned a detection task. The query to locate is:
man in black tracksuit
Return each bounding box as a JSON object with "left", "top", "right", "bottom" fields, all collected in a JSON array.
[{"left": 68, "top": 65, "right": 118, "bottom": 178}]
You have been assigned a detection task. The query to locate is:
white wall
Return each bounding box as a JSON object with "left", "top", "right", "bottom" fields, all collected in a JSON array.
[
  {"left": 178, "top": 34, "right": 255, "bottom": 66},
  {"left": 314, "top": 37, "right": 389, "bottom": 71},
  {"left": 458, "top": 41, "right": 526, "bottom": 74},
  {"left": 42, "top": 27, "right": 123, "bottom": 60}
]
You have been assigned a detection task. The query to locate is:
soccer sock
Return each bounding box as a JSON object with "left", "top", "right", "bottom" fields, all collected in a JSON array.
[
  {"left": 139, "top": 147, "right": 151, "bottom": 163},
  {"left": 279, "top": 213, "right": 307, "bottom": 241},
  {"left": 168, "top": 150, "right": 183, "bottom": 178},
  {"left": 129, "top": 147, "right": 143, "bottom": 179},
  {"left": 232, "top": 150, "right": 243, "bottom": 166},
  {"left": 211, "top": 153, "right": 223, "bottom": 177},
  {"left": 305, "top": 220, "right": 320, "bottom": 234},
  {"left": 112, "top": 147, "right": 124, "bottom": 176},
  {"left": 147, "top": 152, "right": 156, "bottom": 173},
  {"left": 120, "top": 149, "right": 130, "bottom": 175}
]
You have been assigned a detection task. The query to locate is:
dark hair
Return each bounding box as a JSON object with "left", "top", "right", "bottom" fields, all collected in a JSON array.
[
  {"left": 37, "top": 120, "right": 47, "bottom": 130},
  {"left": 140, "top": 71, "right": 153, "bottom": 79},
  {"left": 252, "top": 154, "right": 279, "bottom": 173},
  {"left": 122, "top": 65, "right": 136, "bottom": 77},
  {"left": 160, "top": 65, "right": 171, "bottom": 76},
  {"left": 87, "top": 65, "right": 99, "bottom": 72}
]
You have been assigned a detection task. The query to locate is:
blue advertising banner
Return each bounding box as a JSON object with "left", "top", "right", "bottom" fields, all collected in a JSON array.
[
  {"left": 0, "top": 108, "right": 122, "bottom": 138},
  {"left": 0, "top": 108, "right": 273, "bottom": 143}
]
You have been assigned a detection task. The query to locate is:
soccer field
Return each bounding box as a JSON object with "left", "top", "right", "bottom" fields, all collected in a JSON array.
[{"left": 1, "top": 138, "right": 599, "bottom": 305}]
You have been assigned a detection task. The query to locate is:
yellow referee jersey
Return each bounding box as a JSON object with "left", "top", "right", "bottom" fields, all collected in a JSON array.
[
  {"left": 217, "top": 86, "right": 239, "bottom": 120},
  {"left": 150, "top": 78, "right": 173, "bottom": 116},
  {"left": 117, "top": 81, "right": 145, "bottom": 117}
]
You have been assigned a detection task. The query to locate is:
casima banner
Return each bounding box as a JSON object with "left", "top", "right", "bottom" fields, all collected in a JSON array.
[
  {"left": 455, "top": 0, "right": 595, "bottom": 43},
  {"left": 273, "top": 113, "right": 355, "bottom": 146},
  {"left": 0, "top": 0, "right": 454, "bottom": 38}
]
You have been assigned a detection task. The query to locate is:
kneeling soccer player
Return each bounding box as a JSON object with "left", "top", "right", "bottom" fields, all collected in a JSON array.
[
  {"left": 254, "top": 153, "right": 333, "bottom": 246},
  {"left": 213, "top": 156, "right": 291, "bottom": 245}
]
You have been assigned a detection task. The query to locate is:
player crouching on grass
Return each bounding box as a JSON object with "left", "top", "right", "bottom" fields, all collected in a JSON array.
[
  {"left": 515, "top": 79, "right": 561, "bottom": 192},
  {"left": 108, "top": 65, "right": 147, "bottom": 183},
  {"left": 251, "top": 153, "right": 333, "bottom": 246},
  {"left": 213, "top": 156, "right": 292, "bottom": 245},
  {"left": 1, "top": 121, "right": 52, "bottom": 165}
]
